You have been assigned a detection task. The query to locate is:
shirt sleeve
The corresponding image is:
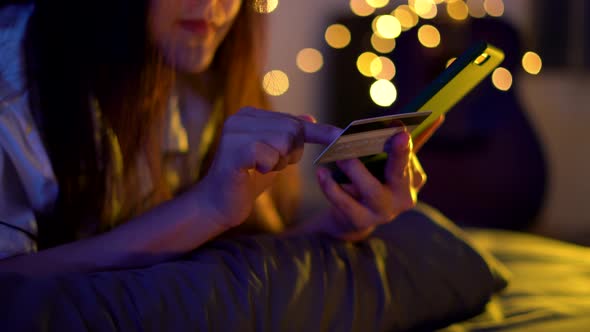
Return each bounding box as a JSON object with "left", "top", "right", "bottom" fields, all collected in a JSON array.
[
  {"left": 0, "top": 142, "right": 38, "bottom": 259},
  {"left": 0, "top": 93, "right": 58, "bottom": 259},
  {"left": 0, "top": 4, "right": 56, "bottom": 259}
]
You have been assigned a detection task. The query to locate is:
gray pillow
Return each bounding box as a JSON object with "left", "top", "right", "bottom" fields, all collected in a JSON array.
[{"left": 0, "top": 203, "right": 508, "bottom": 331}]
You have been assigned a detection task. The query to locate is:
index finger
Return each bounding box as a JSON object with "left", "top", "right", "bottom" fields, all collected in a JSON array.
[{"left": 301, "top": 121, "right": 342, "bottom": 145}]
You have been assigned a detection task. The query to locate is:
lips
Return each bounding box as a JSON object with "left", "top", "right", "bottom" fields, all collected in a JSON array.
[{"left": 177, "top": 19, "right": 214, "bottom": 35}]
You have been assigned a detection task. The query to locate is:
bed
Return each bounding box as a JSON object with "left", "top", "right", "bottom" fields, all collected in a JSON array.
[
  {"left": 443, "top": 229, "right": 590, "bottom": 331},
  {"left": 0, "top": 204, "right": 588, "bottom": 331}
]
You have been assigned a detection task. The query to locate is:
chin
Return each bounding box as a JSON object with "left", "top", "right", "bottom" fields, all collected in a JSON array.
[{"left": 163, "top": 46, "right": 215, "bottom": 74}]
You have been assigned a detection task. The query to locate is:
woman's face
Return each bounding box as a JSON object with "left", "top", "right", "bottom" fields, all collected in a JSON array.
[{"left": 150, "top": 0, "right": 243, "bottom": 74}]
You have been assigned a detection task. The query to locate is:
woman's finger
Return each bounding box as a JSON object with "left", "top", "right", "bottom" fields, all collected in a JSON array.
[
  {"left": 336, "top": 159, "right": 384, "bottom": 205},
  {"left": 413, "top": 115, "right": 445, "bottom": 152},
  {"left": 410, "top": 154, "right": 427, "bottom": 189},
  {"left": 384, "top": 131, "right": 412, "bottom": 186},
  {"left": 316, "top": 167, "right": 371, "bottom": 230}
]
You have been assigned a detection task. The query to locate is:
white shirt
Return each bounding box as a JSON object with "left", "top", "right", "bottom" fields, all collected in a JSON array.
[{"left": 0, "top": 4, "right": 220, "bottom": 259}]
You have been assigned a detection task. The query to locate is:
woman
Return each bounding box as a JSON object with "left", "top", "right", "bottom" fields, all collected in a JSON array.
[{"left": 0, "top": 0, "right": 442, "bottom": 276}]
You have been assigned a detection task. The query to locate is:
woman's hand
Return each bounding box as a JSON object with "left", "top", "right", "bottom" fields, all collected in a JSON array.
[
  {"left": 196, "top": 107, "right": 340, "bottom": 229},
  {"left": 315, "top": 115, "right": 444, "bottom": 241}
]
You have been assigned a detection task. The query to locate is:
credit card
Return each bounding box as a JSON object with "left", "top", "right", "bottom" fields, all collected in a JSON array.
[{"left": 313, "top": 112, "right": 432, "bottom": 164}]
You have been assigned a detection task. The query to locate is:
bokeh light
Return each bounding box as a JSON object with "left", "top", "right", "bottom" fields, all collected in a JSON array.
[
  {"left": 374, "top": 15, "right": 402, "bottom": 39},
  {"left": 325, "top": 24, "right": 352, "bottom": 49},
  {"left": 467, "top": 0, "right": 486, "bottom": 18},
  {"left": 296, "top": 48, "right": 324, "bottom": 73},
  {"left": 371, "top": 33, "right": 396, "bottom": 53},
  {"left": 366, "top": 0, "right": 389, "bottom": 8},
  {"left": 263, "top": 70, "right": 290, "bottom": 96},
  {"left": 492, "top": 67, "right": 512, "bottom": 91},
  {"left": 370, "top": 57, "right": 383, "bottom": 77},
  {"left": 446, "top": 57, "right": 457, "bottom": 68},
  {"left": 350, "top": 0, "right": 375, "bottom": 16},
  {"left": 357, "top": 52, "right": 379, "bottom": 77},
  {"left": 447, "top": 0, "right": 469, "bottom": 20},
  {"left": 252, "top": 0, "right": 279, "bottom": 14},
  {"left": 522, "top": 51, "right": 543, "bottom": 75},
  {"left": 372, "top": 57, "right": 396, "bottom": 80},
  {"left": 483, "top": 0, "right": 504, "bottom": 17},
  {"left": 417, "top": 24, "right": 441, "bottom": 48},
  {"left": 409, "top": 0, "right": 438, "bottom": 19},
  {"left": 393, "top": 5, "right": 419, "bottom": 30},
  {"left": 370, "top": 80, "right": 398, "bottom": 107}
]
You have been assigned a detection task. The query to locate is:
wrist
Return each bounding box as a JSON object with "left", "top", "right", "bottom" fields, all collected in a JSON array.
[
  {"left": 185, "top": 183, "right": 234, "bottom": 232},
  {"left": 314, "top": 209, "right": 376, "bottom": 241}
]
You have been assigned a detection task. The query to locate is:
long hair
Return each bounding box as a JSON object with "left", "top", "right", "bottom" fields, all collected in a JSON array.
[{"left": 25, "top": 0, "right": 296, "bottom": 247}]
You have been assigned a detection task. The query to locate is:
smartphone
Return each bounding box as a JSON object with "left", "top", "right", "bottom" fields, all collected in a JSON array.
[{"left": 331, "top": 41, "right": 505, "bottom": 183}]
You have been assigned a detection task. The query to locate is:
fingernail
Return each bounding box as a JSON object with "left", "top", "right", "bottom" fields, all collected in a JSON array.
[{"left": 298, "top": 114, "right": 317, "bottom": 123}]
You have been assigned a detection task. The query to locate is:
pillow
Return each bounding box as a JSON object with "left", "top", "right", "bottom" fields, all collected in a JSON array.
[{"left": 0, "top": 203, "right": 508, "bottom": 331}]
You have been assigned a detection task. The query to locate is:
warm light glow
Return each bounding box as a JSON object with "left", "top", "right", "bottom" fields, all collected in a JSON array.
[
  {"left": 492, "top": 67, "right": 512, "bottom": 91},
  {"left": 412, "top": 0, "right": 438, "bottom": 19},
  {"left": 366, "top": 0, "right": 389, "bottom": 8},
  {"left": 370, "top": 80, "right": 398, "bottom": 107},
  {"left": 263, "top": 70, "right": 289, "bottom": 96},
  {"left": 357, "top": 52, "right": 379, "bottom": 77},
  {"left": 374, "top": 15, "right": 402, "bottom": 39},
  {"left": 252, "top": 0, "right": 279, "bottom": 14},
  {"left": 371, "top": 33, "right": 396, "bottom": 53},
  {"left": 522, "top": 51, "right": 543, "bottom": 75},
  {"left": 447, "top": 0, "right": 469, "bottom": 20},
  {"left": 370, "top": 57, "right": 383, "bottom": 77},
  {"left": 350, "top": 0, "right": 376, "bottom": 16},
  {"left": 296, "top": 48, "right": 324, "bottom": 73},
  {"left": 483, "top": 0, "right": 504, "bottom": 17},
  {"left": 417, "top": 24, "right": 441, "bottom": 48},
  {"left": 467, "top": 0, "right": 486, "bottom": 18},
  {"left": 409, "top": 0, "right": 438, "bottom": 19},
  {"left": 446, "top": 57, "right": 457, "bottom": 68},
  {"left": 325, "top": 24, "right": 352, "bottom": 49},
  {"left": 393, "top": 5, "right": 419, "bottom": 30},
  {"left": 373, "top": 57, "right": 396, "bottom": 80}
]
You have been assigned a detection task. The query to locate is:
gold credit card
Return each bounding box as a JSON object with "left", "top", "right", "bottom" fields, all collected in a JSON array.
[{"left": 314, "top": 112, "right": 431, "bottom": 164}]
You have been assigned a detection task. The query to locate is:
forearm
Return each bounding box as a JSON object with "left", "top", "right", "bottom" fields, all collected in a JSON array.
[{"left": 0, "top": 188, "right": 226, "bottom": 277}]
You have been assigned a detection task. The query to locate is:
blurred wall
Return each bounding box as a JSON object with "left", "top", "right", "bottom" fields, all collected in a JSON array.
[{"left": 265, "top": 0, "right": 590, "bottom": 242}]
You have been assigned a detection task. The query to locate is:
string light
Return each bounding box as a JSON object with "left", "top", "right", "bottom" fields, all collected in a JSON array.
[
  {"left": 350, "top": 0, "right": 375, "bottom": 16},
  {"left": 296, "top": 48, "right": 324, "bottom": 73},
  {"left": 366, "top": 0, "right": 389, "bottom": 8},
  {"left": 483, "top": 0, "right": 504, "bottom": 17},
  {"left": 373, "top": 15, "right": 402, "bottom": 39},
  {"left": 370, "top": 80, "right": 398, "bottom": 107},
  {"left": 446, "top": 57, "right": 457, "bottom": 68},
  {"left": 263, "top": 70, "right": 289, "bottom": 96},
  {"left": 417, "top": 24, "right": 441, "bottom": 48},
  {"left": 325, "top": 24, "right": 352, "bottom": 49},
  {"left": 467, "top": 0, "right": 486, "bottom": 18},
  {"left": 357, "top": 52, "right": 379, "bottom": 77},
  {"left": 522, "top": 51, "right": 543, "bottom": 75},
  {"left": 492, "top": 67, "right": 512, "bottom": 91},
  {"left": 252, "top": 0, "right": 279, "bottom": 14},
  {"left": 393, "top": 5, "right": 419, "bottom": 30},
  {"left": 371, "top": 33, "right": 396, "bottom": 53},
  {"left": 409, "top": 0, "right": 438, "bottom": 19},
  {"left": 373, "top": 57, "right": 396, "bottom": 80},
  {"left": 447, "top": 0, "right": 469, "bottom": 20}
]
